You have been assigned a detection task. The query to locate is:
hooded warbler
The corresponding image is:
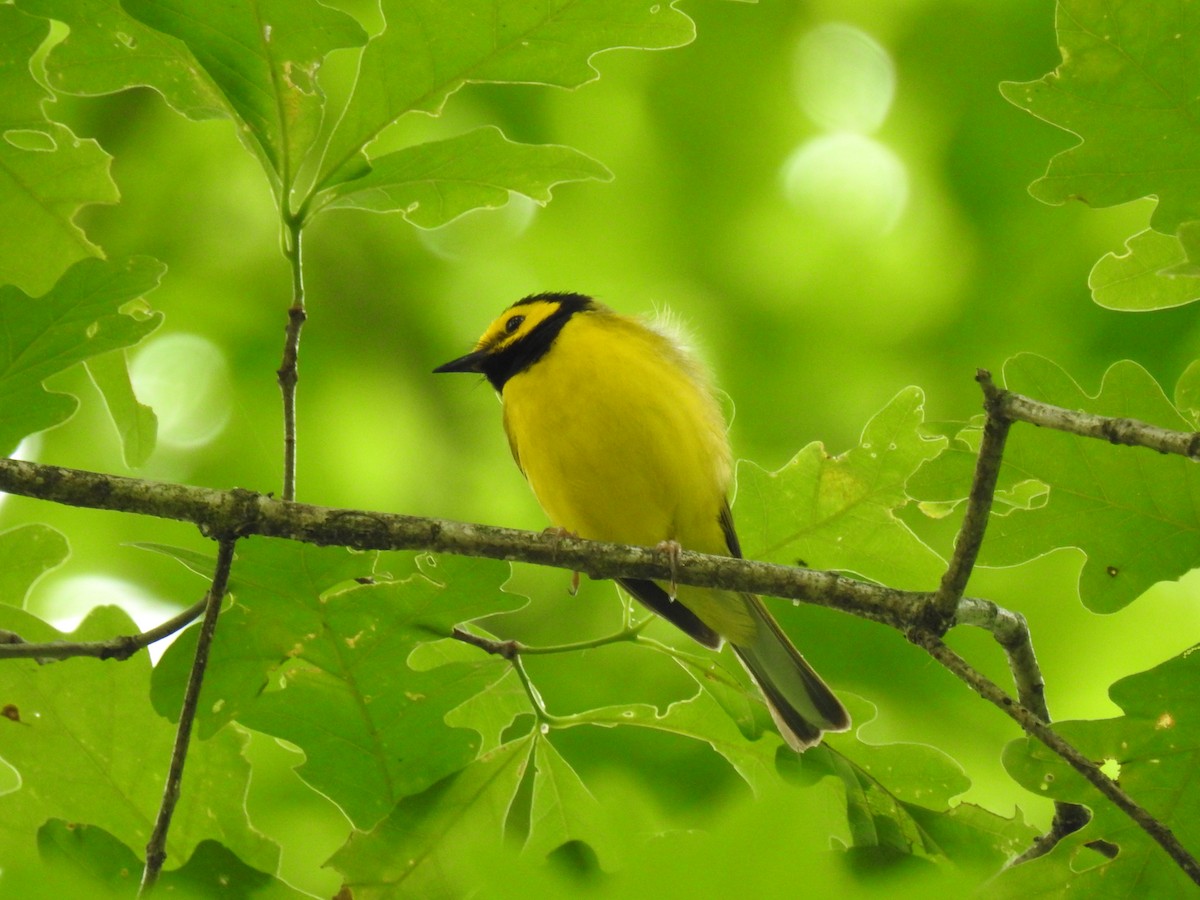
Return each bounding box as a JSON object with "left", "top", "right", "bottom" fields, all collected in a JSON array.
[{"left": 435, "top": 293, "right": 849, "bottom": 750}]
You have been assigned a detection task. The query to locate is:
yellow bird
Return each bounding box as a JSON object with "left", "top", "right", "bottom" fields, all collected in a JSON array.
[{"left": 435, "top": 293, "right": 849, "bottom": 750}]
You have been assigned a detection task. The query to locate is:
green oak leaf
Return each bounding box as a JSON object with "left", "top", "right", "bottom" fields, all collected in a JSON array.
[
  {"left": 0, "top": 605, "right": 278, "bottom": 880},
  {"left": 736, "top": 386, "right": 947, "bottom": 591},
  {"left": 315, "top": 126, "right": 611, "bottom": 227},
  {"left": 317, "top": 0, "right": 696, "bottom": 189},
  {"left": 0, "top": 256, "right": 164, "bottom": 456},
  {"left": 120, "top": 0, "right": 367, "bottom": 189},
  {"left": 1174, "top": 361, "right": 1200, "bottom": 428},
  {"left": 13, "top": 0, "right": 227, "bottom": 121},
  {"left": 1090, "top": 228, "right": 1200, "bottom": 312},
  {"left": 1000, "top": 1, "right": 1200, "bottom": 309},
  {"left": 916, "top": 354, "right": 1200, "bottom": 613},
  {"left": 330, "top": 737, "right": 534, "bottom": 899},
  {"left": 0, "top": 524, "right": 69, "bottom": 607},
  {"left": 36, "top": 822, "right": 307, "bottom": 900},
  {"left": 149, "top": 542, "right": 526, "bottom": 829},
  {"left": 995, "top": 646, "right": 1200, "bottom": 897},
  {"left": 569, "top": 685, "right": 784, "bottom": 794},
  {"left": 0, "top": 6, "right": 119, "bottom": 294},
  {"left": 523, "top": 737, "right": 615, "bottom": 866}
]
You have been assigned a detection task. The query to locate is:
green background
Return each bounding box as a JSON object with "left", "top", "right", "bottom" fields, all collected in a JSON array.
[{"left": 4, "top": 0, "right": 1200, "bottom": 895}]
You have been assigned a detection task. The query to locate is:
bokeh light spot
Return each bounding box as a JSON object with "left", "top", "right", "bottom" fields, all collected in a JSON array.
[
  {"left": 130, "top": 333, "right": 232, "bottom": 449},
  {"left": 794, "top": 23, "right": 895, "bottom": 134},
  {"left": 781, "top": 133, "right": 908, "bottom": 236}
]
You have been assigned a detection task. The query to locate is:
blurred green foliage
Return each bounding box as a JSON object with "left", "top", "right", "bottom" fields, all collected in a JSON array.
[{"left": 3, "top": 0, "right": 1200, "bottom": 897}]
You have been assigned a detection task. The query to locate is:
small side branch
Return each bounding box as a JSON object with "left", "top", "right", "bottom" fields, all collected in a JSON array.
[
  {"left": 0, "top": 599, "right": 207, "bottom": 662},
  {"left": 923, "top": 368, "right": 1012, "bottom": 631},
  {"left": 139, "top": 536, "right": 237, "bottom": 896},
  {"left": 978, "top": 370, "right": 1200, "bottom": 459}
]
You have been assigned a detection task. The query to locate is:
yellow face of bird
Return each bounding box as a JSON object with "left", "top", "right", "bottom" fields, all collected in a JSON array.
[{"left": 433, "top": 293, "right": 597, "bottom": 390}]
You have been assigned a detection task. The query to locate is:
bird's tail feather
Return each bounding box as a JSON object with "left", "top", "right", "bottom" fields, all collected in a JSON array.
[{"left": 732, "top": 594, "right": 850, "bottom": 751}]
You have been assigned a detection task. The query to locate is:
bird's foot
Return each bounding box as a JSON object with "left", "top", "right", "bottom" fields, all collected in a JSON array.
[
  {"left": 543, "top": 526, "right": 581, "bottom": 595},
  {"left": 655, "top": 539, "right": 683, "bottom": 600}
]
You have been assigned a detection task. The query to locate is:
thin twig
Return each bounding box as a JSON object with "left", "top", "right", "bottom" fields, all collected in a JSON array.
[
  {"left": 277, "top": 214, "right": 306, "bottom": 502},
  {"left": 139, "top": 537, "right": 237, "bottom": 895},
  {"left": 923, "top": 369, "right": 1012, "bottom": 632},
  {"left": 978, "top": 370, "right": 1200, "bottom": 459},
  {"left": 912, "top": 632, "right": 1200, "bottom": 886},
  {"left": 0, "top": 598, "right": 207, "bottom": 661}
]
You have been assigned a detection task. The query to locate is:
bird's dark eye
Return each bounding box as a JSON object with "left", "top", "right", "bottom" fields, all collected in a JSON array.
[{"left": 505, "top": 315, "right": 525, "bottom": 334}]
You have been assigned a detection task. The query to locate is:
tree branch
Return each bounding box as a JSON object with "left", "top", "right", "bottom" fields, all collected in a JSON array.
[
  {"left": 0, "top": 457, "right": 925, "bottom": 627},
  {"left": 139, "top": 536, "right": 237, "bottom": 895},
  {"left": 978, "top": 369, "right": 1200, "bottom": 458}
]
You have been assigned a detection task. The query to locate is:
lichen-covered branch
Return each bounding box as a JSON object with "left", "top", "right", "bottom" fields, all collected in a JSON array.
[{"left": 0, "top": 457, "right": 925, "bottom": 628}]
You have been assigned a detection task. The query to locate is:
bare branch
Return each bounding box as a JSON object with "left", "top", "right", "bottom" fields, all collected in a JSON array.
[{"left": 139, "top": 536, "right": 237, "bottom": 895}]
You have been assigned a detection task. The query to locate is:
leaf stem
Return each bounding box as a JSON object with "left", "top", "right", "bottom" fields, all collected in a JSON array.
[
  {"left": 138, "top": 536, "right": 237, "bottom": 895},
  {"left": 277, "top": 214, "right": 306, "bottom": 502}
]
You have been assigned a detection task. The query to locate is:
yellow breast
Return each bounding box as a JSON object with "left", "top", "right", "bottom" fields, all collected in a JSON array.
[{"left": 501, "top": 309, "right": 732, "bottom": 556}]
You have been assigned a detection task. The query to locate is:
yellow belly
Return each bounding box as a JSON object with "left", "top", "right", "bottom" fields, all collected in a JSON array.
[{"left": 501, "top": 311, "right": 731, "bottom": 556}]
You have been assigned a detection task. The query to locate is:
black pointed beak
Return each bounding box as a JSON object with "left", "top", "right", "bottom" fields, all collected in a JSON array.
[{"left": 433, "top": 349, "right": 489, "bottom": 374}]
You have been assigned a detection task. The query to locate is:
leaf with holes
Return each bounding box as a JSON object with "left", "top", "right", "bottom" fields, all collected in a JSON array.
[{"left": 995, "top": 647, "right": 1200, "bottom": 897}]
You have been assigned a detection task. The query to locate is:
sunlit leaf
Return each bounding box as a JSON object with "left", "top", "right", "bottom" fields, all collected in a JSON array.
[
  {"left": 1174, "top": 360, "right": 1200, "bottom": 430},
  {"left": 317, "top": 0, "right": 695, "bottom": 189},
  {"left": 14, "top": 0, "right": 227, "bottom": 120},
  {"left": 1000, "top": 1, "right": 1200, "bottom": 309},
  {"left": 120, "top": 0, "right": 367, "bottom": 188},
  {"left": 0, "top": 524, "right": 69, "bottom": 607},
  {"left": 1090, "top": 228, "right": 1200, "bottom": 312},
  {"left": 0, "top": 6, "right": 119, "bottom": 294},
  {"left": 0, "top": 256, "right": 163, "bottom": 456},
  {"left": 0, "top": 605, "right": 278, "bottom": 879},
  {"left": 996, "top": 646, "right": 1200, "bottom": 897},
  {"left": 316, "top": 126, "right": 611, "bottom": 227},
  {"left": 85, "top": 349, "right": 157, "bottom": 468},
  {"left": 736, "top": 387, "right": 947, "bottom": 590}
]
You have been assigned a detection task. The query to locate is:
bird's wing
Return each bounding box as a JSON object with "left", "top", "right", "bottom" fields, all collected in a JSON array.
[
  {"left": 617, "top": 578, "right": 722, "bottom": 649},
  {"left": 719, "top": 501, "right": 742, "bottom": 559}
]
